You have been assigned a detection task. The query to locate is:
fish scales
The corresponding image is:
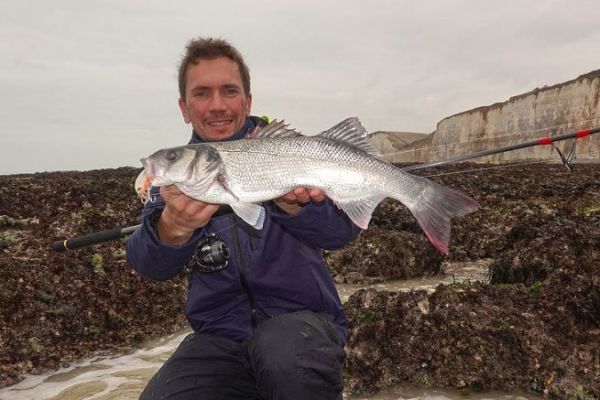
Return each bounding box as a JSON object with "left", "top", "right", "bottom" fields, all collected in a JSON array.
[{"left": 212, "top": 136, "right": 376, "bottom": 201}]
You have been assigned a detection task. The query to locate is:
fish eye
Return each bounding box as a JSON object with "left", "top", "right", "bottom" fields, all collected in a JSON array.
[{"left": 165, "top": 150, "right": 179, "bottom": 161}]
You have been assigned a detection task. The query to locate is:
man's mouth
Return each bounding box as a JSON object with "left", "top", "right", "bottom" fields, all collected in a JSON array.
[{"left": 207, "top": 119, "right": 233, "bottom": 127}]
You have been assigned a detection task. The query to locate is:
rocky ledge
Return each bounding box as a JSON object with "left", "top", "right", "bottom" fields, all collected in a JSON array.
[{"left": 0, "top": 163, "right": 598, "bottom": 399}]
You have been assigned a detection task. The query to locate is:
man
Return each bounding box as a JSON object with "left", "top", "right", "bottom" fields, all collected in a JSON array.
[{"left": 126, "top": 37, "right": 361, "bottom": 400}]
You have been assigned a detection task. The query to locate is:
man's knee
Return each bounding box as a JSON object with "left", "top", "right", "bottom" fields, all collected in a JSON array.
[
  {"left": 248, "top": 311, "right": 346, "bottom": 398},
  {"left": 140, "top": 334, "right": 256, "bottom": 400}
]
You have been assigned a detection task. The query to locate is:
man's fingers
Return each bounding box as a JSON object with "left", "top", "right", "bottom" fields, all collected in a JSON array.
[
  {"left": 280, "top": 188, "right": 326, "bottom": 204},
  {"left": 281, "top": 192, "right": 298, "bottom": 202},
  {"left": 293, "top": 188, "right": 311, "bottom": 203},
  {"left": 308, "top": 189, "right": 326, "bottom": 202}
]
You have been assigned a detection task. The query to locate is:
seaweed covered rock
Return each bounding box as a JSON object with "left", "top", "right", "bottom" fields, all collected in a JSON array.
[
  {"left": 0, "top": 168, "right": 188, "bottom": 387},
  {"left": 340, "top": 163, "right": 599, "bottom": 398},
  {"left": 344, "top": 283, "right": 598, "bottom": 399},
  {"left": 1, "top": 163, "right": 599, "bottom": 398},
  {"left": 324, "top": 227, "right": 443, "bottom": 283},
  {"left": 489, "top": 215, "right": 599, "bottom": 286}
]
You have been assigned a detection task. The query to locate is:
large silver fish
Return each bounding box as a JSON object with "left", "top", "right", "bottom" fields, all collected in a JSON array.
[{"left": 135, "top": 118, "right": 478, "bottom": 253}]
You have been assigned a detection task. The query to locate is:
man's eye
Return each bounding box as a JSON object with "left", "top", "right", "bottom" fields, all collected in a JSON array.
[
  {"left": 194, "top": 90, "right": 208, "bottom": 98},
  {"left": 224, "top": 88, "right": 239, "bottom": 96}
]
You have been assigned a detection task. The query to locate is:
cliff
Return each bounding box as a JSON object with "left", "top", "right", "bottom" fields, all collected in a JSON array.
[
  {"left": 383, "top": 69, "right": 600, "bottom": 164},
  {"left": 368, "top": 130, "right": 428, "bottom": 158}
]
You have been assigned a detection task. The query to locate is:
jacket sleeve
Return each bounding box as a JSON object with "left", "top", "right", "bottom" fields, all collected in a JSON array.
[
  {"left": 126, "top": 195, "right": 207, "bottom": 281},
  {"left": 269, "top": 199, "right": 361, "bottom": 250}
]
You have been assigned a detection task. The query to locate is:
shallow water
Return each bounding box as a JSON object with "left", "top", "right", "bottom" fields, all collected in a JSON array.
[
  {"left": 0, "top": 260, "right": 542, "bottom": 400},
  {"left": 336, "top": 258, "right": 493, "bottom": 302},
  {"left": 0, "top": 331, "right": 187, "bottom": 400}
]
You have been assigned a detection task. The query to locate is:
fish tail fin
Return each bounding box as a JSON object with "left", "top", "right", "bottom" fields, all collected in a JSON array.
[{"left": 402, "top": 180, "right": 479, "bottom": 254}]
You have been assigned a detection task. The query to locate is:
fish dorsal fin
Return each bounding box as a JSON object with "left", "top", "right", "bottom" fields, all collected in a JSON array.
[
  {"left": 317, "top": 117, "right": 382, "bottom": 158},
  {"left": 246, "top": 120, "right": 301, "bottom": 139}
]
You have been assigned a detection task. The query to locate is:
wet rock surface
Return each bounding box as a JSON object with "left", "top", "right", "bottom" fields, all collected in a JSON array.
[
  {"left": 324, "top": 227, "right": 444, "bottom": 284},
  {"left": 0, "top": 163, "right": 599, "bottom": 399},
  {"left": 0, "top": 168, "right": 188, "bottom": 388},
  {"left": 340, "top": 163, "right": 599, "bottom": 399}
]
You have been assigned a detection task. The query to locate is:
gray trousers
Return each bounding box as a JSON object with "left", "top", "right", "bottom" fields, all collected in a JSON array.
[{"left": 139, "top": 310, "right": 346, "bottom": 400}]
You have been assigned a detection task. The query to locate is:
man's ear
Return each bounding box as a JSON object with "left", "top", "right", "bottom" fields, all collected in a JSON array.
[{"left": 178, "top": 98, "right": 191, "bottom": 124}]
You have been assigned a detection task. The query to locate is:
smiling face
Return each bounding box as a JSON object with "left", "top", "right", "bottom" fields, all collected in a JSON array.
[{"left": 178, "top": 57, "right": 252, "bottom": 142}]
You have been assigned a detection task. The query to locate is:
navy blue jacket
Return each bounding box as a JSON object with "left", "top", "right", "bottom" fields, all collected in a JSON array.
[{"left": 126, "top": 117, "right": 361, "bottom": 343}]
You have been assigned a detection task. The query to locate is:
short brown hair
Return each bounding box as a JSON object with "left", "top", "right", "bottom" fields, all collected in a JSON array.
[{"left": 178, "top": 37, "right": 251, "bottom": 99}]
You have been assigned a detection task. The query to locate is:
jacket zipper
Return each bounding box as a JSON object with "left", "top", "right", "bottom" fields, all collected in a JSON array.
[{"left": 230, "top": 215, "right": 258, "bottom": 331}]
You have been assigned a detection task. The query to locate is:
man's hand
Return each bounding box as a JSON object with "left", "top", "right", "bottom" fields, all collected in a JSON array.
[
  {"left": 274, "top": 188, "right": 326, "bottom": 215},
  {"left": 157, "top": 185, "right": 220, "bottom": 245}
]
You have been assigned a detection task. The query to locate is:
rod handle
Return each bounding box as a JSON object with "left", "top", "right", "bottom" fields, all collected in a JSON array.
[{"left": 51, "top": 225, "right": 141, "bottom": 252}]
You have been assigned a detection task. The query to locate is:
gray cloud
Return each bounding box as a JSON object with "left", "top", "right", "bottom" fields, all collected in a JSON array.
[{"left": 1, "top": 0, "right": 599, "bottom": 174}]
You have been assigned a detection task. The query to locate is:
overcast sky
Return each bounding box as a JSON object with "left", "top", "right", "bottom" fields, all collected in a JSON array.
[{"left": 1, "top": 0, "right": 598, "bottom": 175}]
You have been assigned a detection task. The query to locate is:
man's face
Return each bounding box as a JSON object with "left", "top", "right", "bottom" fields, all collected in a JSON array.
[{"left": 179, "top": 57, "right": 252, "bottom": 141}]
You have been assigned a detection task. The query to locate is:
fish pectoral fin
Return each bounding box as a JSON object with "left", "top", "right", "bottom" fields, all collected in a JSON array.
[
  {"left": 335, "top": 194, "right": 386, "bottom": 230},
  {"left": 231, "top": 202, "right": 266, "bottom": 230},
  {"left": 217, "top": 174, "right": 240, "bottom": 202}
]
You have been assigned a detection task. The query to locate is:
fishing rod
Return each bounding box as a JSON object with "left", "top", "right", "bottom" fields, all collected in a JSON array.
[
  {"left": 52, "top": 225, "right": 141, "bottom": 252},
  {"left": 51, "top": 127, "right": 599, "bottom": 252},
  {"left": 403, "top": 127, "right": 599, "bottom": 172},
  {"left": 51, "top": 205, "right": 237, "bottom": 252},
  {"left": 50, "top": 221, "right": 231, "bottom": 271}
]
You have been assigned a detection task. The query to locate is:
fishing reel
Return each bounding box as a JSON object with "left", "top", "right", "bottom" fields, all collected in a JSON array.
[{"left": 186, "top": 233, "right": 230, "bottom": 273}]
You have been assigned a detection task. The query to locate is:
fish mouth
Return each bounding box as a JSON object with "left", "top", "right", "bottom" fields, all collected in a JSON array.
[{"left": 135, "top": 159, "right": 160, "bottom": 204}]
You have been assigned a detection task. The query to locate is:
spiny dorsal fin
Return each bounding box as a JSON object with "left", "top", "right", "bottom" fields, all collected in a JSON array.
[
  {"left": 317, "top": 117, "right": 381, "bottom": 157},
  {"left": 246, "top": 120, "right": 301, "bottom": 139}
]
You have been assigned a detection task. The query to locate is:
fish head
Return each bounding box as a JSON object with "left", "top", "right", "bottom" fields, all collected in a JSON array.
[
  {"left": 134, "top": 146, "right": 198, "bottom": 202},
  {"left": 135, "top": 145, "right": 223, "bottom": 203}
]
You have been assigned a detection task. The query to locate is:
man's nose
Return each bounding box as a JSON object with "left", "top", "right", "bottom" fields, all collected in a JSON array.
[{"left": 209, "top": 93, "right": 226, "bottom": 111}]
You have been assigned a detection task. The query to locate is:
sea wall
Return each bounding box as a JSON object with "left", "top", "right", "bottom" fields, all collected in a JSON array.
[{"left": 394, "top": 70, "right": 600, "bottom": 164}]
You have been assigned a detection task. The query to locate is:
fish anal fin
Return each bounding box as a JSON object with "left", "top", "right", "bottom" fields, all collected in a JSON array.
[
  {"left": 335, "top": 194, "right": 386, "bottom": 229},
  {"left": 318, "top": 117, "right": 382, "bottom": 158}
]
